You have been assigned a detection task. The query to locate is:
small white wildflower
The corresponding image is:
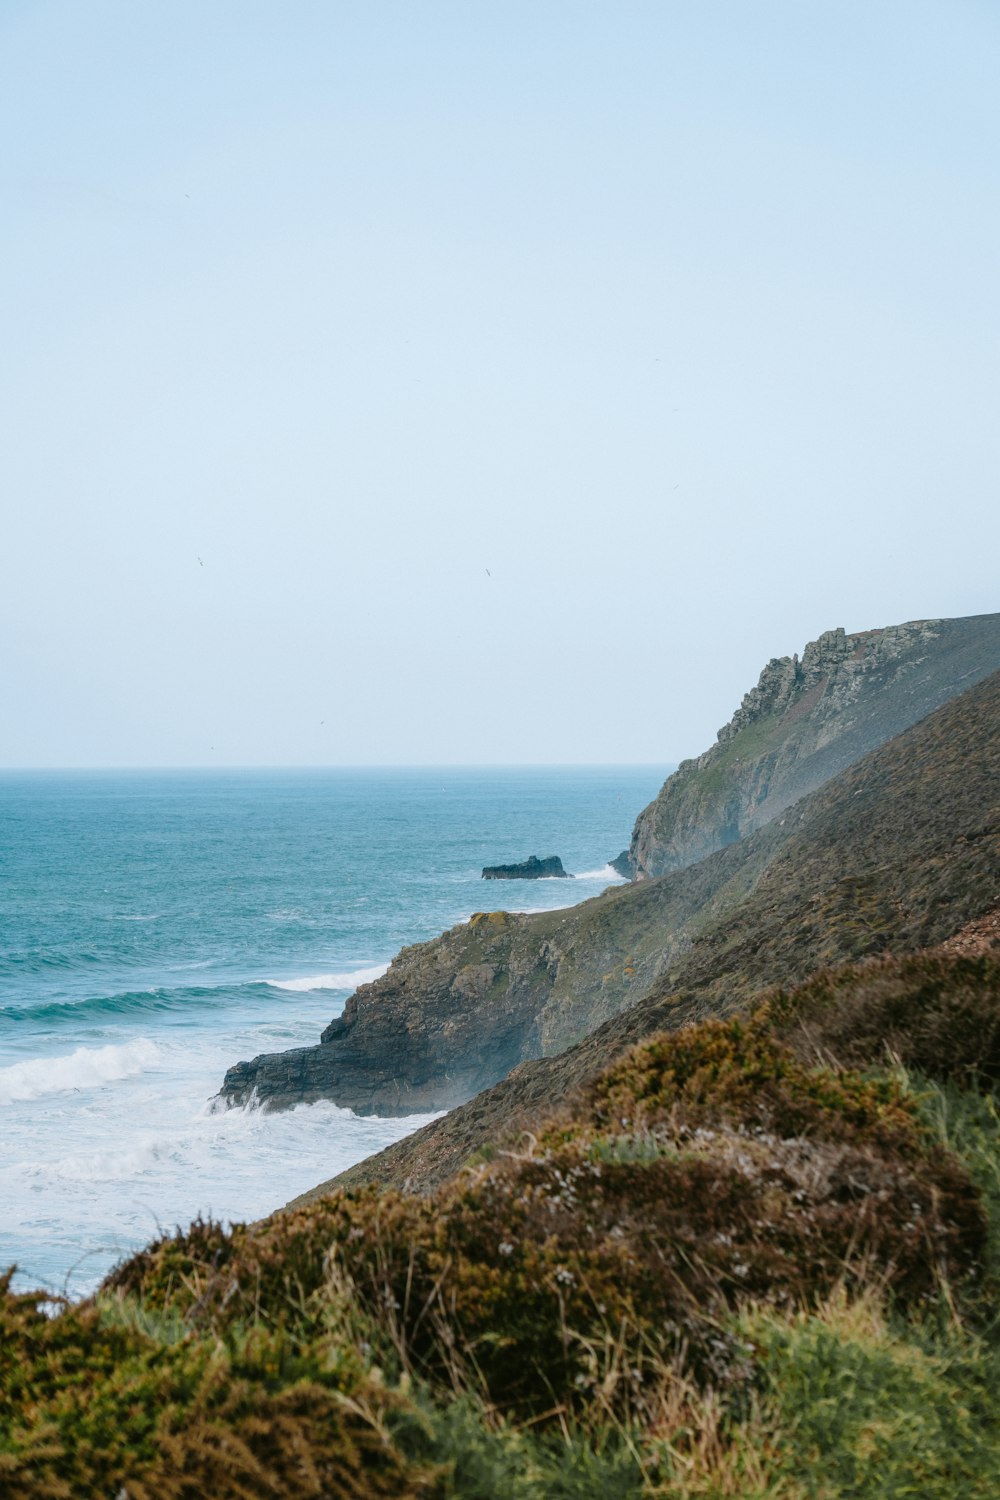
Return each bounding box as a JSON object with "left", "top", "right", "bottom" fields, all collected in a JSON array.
[{"left": 498, "top": 1240, "right": 515, "bottom": 1256}]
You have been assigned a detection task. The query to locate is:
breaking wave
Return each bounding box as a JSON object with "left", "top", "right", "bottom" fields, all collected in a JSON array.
[
  {"left": 0, "top": 986, "right": 231, "bottom": 1027},
  {"left": 0, "top": 1039, "right": 161, "bottom": 1106},
  {"left": 266, "top": 963, "right": 390, "bottom": 992}
]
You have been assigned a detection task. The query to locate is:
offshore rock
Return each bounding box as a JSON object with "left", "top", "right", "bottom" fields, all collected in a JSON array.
[
  {"left": 482, "top": 855, "right": 572, "bottom": 880},
  {"left": 625, "top": 613, "right": 1000, "bottom": 880}
]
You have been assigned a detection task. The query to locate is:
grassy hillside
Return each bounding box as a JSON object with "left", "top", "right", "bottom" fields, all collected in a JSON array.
[{"left": 6, "top": 945, "right": 1000, "bottom": 1496}]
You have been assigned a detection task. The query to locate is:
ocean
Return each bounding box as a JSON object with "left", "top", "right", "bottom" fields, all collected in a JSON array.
[{"left": 0, "top": 765, "right": 667, "bottom": 1298}]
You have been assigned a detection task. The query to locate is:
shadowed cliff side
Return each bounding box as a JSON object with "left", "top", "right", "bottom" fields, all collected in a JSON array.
[
  {"left": 623, "top": 612, "right": 1000, "bottom": 880},
  {"left": 290, "top": 665, "right": 1000, "bottom": 1201}
]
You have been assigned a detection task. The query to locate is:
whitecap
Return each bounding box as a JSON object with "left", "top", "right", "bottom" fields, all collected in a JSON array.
[
  {"left": 573, "top": 865, "right": 626, "bottom": 881},
  {"left": 0, "top": 1039, "right": 161, "bottom": 1106},
  {"left": 266, "top": 962, "right": 390, "bottom": 992}
]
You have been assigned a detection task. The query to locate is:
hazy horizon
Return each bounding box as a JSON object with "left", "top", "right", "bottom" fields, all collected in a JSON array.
[
  {"left": 0, "top": 761, "right": 675, "bottom": 772},
  {"left": 4, "top": 2, "right": 998, "bottom": 768}
]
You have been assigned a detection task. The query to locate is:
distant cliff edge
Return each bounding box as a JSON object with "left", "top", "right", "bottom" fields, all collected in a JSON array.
[{"left": 624, "top": 613, "right": 1000, "bottom": 880}]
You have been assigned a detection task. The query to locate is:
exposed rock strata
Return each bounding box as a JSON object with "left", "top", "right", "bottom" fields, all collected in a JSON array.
[
  {"left": 482, "top": 855, "right": 571, "bottom": 879},
  {"left": 219, "top": 614, "right": 1000, "bottom": 1119},
  {"left": 626, "top": 613, "right": 1000, "bottom": 880},
  {"left": 290, "top": 665, "right": 1000, "bottom": 1202}
]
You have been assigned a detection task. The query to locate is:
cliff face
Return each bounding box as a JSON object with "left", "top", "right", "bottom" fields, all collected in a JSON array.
[
  {"left": 221, "top": 912, "right": 560, "bottom": 1114},
  {"left": 218, "top": 612, "right": 1000, "bottom": 1119},
  {"left": 295, "top": 663, "right": 1000, "bottom": 1201},
  {"left": 220, "top": 876, "right": 715, "bottom": 1112},
  {"left": 627, "top": 613, "right": 1000, "bottom": 879}
]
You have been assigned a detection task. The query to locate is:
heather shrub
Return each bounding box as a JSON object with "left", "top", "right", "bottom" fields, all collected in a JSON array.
[
  {"left": 104, "top": 1021, "right": 986, "bottom": 1423},
  {"left": 763, "top": 951, "right": 1000, "bottom": 1084},
  {"left": 0, "top": 1270, "right": 426, "bottom": 1499},
  {"left": 7, "top": 1010, "right": 1000, "bottom": 1494}
]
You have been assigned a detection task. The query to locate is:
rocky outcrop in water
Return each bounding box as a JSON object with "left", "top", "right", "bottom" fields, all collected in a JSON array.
[
  {"left": 482, "top": 855, "right": 571, "bottom": 879},
  {"left": 625, "top": 613, "right": 1000, "bottom": 880}
]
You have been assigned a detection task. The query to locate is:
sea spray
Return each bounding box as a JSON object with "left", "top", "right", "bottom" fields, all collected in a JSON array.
[{"left": 0, "top": 1038, "right": 161, "bottom": 1105}]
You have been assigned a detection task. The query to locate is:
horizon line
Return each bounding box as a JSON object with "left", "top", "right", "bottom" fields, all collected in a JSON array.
[{"left": 0, "top": 760, "right": 676, "bottom": 774}]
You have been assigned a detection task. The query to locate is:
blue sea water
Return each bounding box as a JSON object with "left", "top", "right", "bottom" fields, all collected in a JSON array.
[{"left": 0, "top": 766, "right": 667, "bottom": 1298}]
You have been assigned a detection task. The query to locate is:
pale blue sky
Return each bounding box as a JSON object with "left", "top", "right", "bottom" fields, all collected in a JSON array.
[{"left": 3, "top": 1, "right": 998, "bottom": 765}]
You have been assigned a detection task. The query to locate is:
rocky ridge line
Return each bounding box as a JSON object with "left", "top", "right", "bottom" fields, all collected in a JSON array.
[{"left": 624, "top": 613, "right": 1000, "bottom": 879}]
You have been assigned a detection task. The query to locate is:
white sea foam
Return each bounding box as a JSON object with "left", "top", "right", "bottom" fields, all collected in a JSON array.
[
  {"left": 0, "top": 1039, "right": 161, "bottom": 1106},
  {"left": 266, "top": 962, "right": 390, "bottom": 992},
  {"left": 573, "top": 864, "right": 626, "bottom": 881},
  {"left": 3, "top": 1078, "right": 444, "bottom": 1294}
]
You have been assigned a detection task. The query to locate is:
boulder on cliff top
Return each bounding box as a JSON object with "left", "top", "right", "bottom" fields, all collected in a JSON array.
[{"left": 482, "top": 855, "right": 572, "bottom": 879}]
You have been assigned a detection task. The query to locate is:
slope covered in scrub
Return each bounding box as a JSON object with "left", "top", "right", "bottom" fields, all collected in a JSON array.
[{"left": 6, "top": 950, "right": 1000, "bottom": 1496}]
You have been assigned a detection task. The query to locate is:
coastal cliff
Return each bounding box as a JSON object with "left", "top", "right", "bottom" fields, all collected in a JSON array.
[
  {"left": 218, "top": 613, "right": 1000, "bottom": 1118},
  {"left": 18, "top": 631, "right": 1000, "bottom": 1500},
  {"left": 295, "top": 662, "right": 1000, "bottom": 1199},
  {"left": 625, "top": 612, "right": 1000, "bottom": 879}
]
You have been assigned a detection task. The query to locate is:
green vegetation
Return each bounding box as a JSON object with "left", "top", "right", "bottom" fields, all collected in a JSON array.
[{"left": 4, "top": 948, "right": 1000, "bottom": 1495}]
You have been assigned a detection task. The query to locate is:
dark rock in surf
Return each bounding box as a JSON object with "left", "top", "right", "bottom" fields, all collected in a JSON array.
[{"left": 482, "top": 855, "right": 572, "bottom": 880}]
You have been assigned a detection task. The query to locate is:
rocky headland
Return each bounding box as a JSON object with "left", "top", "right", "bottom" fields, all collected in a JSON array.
[
  {"left": 291, "top": 659, "right": 1000, "bottom": 1199},
  {"left": 621, "top": 612, "right": 1000, "bottom": 880},
  {"left": 218, "top": 613, "right": 1000, "bottom": 1122}
]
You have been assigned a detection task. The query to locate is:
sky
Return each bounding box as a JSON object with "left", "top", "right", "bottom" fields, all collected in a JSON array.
[{"left": 2, "top": 0, "right": 998, "bottom": 767}]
